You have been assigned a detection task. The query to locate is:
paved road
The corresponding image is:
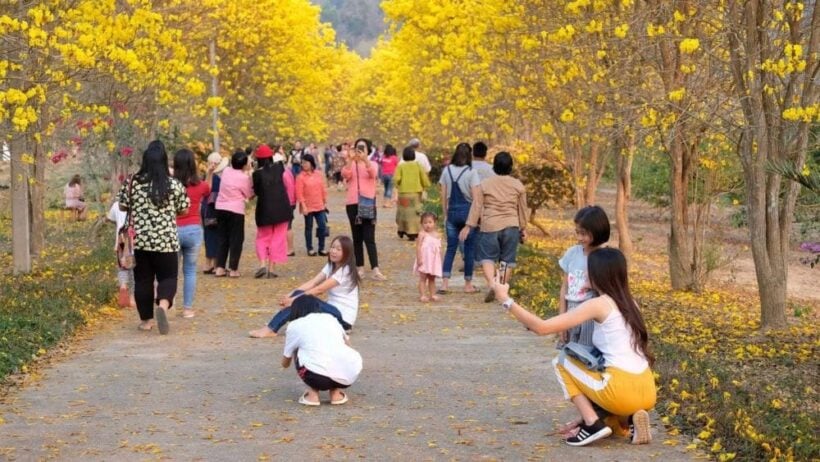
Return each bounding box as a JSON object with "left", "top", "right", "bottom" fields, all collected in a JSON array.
[{"left": 0, "top": 189, "right": 696, "bottom": 461}]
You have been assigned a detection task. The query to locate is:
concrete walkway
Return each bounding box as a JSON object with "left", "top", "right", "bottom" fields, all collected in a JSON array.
[{"left": 0, "top": 189, "right": 695, "bottom": 460}]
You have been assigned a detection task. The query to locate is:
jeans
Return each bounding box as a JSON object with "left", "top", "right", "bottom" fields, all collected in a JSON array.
[
  {"left": 382, "top": 174, "right": 394, "bottom": 199},
  {"left": 442, "top": 218, "right": 476, "bottom": 280},
  {"left": 304, "top": 211, "right": 327, "bottom": 252},
  {"left": 292, "top": 164, "right": 302, "bottom": 176},
  {"left": 178, "top": 224, "right": 203, "bottom": 309},
  {"left": 266, "top": 290, "right": 350, "bottom": 333}
]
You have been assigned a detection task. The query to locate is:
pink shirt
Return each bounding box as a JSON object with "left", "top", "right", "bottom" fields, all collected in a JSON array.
[
  {"left": 381, "top": 155, "right": 399, "bottom": 176},
  {"left": 215, "top": 167, "right": 253, "bottom": 215},
  {"left": 284, "top": 168, "right": 296, "bottom": 205},
  {"left": 296, "top": 170, "right": 327, "bottom": 213},
  {"left": 342, "top": 160, "right": 378, "bottom": 204}
]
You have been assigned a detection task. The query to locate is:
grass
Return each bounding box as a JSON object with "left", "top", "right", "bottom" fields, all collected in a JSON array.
[
  {"left": 0, "top": 210, "right": 116, "bottom": 381},
  {"left": 511, "top": 217, "right": 818, "bottom": 462}
]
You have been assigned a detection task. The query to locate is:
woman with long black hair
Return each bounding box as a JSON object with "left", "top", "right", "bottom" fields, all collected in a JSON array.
[
  {"left": 492, "top": 247, "right": 656, "bottom": 447},
  {"left": 118, "top": 140, "right": 190, "bottom": 334}
]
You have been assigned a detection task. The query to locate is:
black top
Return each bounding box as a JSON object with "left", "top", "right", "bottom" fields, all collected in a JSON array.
[{"left": 252, "top": 163, "right": 292, "bottom": 226}]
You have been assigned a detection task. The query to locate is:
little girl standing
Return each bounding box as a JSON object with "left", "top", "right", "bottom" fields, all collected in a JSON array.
[
  {"left": 414, "top": 212, "right": 443, "bottom": 302},
  {"left": 558, "top": 205, "right": 610, "bottom": 347}
]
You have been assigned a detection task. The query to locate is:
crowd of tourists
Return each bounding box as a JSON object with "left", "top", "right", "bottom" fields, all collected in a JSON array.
[{"left": 104, "top": 136, "right": 657, "bottom": 448}]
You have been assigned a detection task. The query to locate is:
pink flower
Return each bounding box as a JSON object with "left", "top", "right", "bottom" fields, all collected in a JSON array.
[{"left": 120, "top": 146, "right": 134, "bottom": 157}]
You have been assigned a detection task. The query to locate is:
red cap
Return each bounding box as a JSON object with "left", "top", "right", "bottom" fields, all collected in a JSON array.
[{"left": 255, "top": 144, "right": 273, "bottom": 159}]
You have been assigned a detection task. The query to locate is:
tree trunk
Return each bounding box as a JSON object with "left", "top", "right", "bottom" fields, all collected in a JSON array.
[
  {"left": 10, "top": 134, "right": 31, "bottom": 274},
  {"left": 615, "top": 137, "right": 634, "bottom": 257},
  {"left": 667, "top": 137, "right": 695, "bottom": 290},
  {"left": 585, "top": 142, "right": 599, "bottom": 205}
]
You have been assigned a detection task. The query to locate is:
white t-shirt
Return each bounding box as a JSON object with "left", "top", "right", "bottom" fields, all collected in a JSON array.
[
  {"left": 558, "top": 245, "right": 595, "bottom": 302},
  {"left": 283, "top": 313, "right": 363, "bottom": 385},
  {"left": 321, "top": 263, "right": 359, "bottom": 325},
  {"left": 399, "top": 150, "right": 432, "bottom": 173},
  {"left": 107, "top": 202, "right": 128, "bottom": 247},
  {"left": 469, "top": 160, "right": 495, "bottom": 187}
]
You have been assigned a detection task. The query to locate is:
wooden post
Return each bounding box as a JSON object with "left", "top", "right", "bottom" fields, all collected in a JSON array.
[
  {"left": 10, "top": 136, "right": 31, "bottom": 274},
  {"left": 210, "top": 39, "right": 220, "bottom": 154}
]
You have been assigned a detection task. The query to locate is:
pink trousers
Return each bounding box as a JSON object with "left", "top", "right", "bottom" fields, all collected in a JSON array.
[{"left": 256, "top": 222, "right": 288, "bottom": 263}]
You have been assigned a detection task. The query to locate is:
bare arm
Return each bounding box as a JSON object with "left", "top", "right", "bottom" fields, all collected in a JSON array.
[
  {"left": 440, "top": 183, "right": 448, "bottom": 218},
  {"left": 494, "top": 282, "right": 609, "bottom": 335}
]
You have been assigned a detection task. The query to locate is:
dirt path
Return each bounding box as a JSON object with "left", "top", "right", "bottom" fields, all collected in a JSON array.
[{"left": 0, "top": 189, "right": 696, "bottom": 460}]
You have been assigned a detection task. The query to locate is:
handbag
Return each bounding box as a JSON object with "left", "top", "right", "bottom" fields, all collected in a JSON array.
[
  {"left": 116, "top": 178, "right": 137, "bottom": 270},
  {"left": 355, "top": 163, "right": 376, "bottom": 222},
  {"left": 561, "top": 342, "right": 606, "bottom": 372},
  {"left": 203, "top": 190, "right": 218, "bottom": 228}
]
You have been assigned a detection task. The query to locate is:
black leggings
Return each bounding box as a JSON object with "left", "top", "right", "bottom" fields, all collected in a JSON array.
[
  {"left": 133, "top": 250, "right": 178, "bottom": 321},
  {"left": 216, "top": 210, "right": 244, "bottom": 271},
  {"left": 345, "top": 204, "right": 378, "bottom": 269},
  {"left": 296, "top": 358, "right": 350, "bottom": 391}
]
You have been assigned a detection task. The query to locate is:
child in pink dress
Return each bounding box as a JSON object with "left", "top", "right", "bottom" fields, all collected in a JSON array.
[{"left": 414, "top": 212, "right": 443, "bottom": 302}]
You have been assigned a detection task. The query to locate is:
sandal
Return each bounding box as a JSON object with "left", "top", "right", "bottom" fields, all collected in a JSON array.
[
  {"left": 202, "top": 267, "right": 215, "bottom": 274},
  {"left": 138, "top": 322, "right": 154, "bottom": 331},
  {"left": 330, "top": 392, "right": 348, "bottom": 405},
  {"left": 463, "top": 287, "right": 480, "bottom": 294},
  {"left": 155, "top": 306, "right": 170, "bottom": 335},
  {"left": 435, "top": 289, "right": 450, "bottom": 295},
  {"left": 228, "top": 271, "right": 241, "bottom": 278},
  {"left": 298, "top": 392, "right": 320, "bottom": 406}
]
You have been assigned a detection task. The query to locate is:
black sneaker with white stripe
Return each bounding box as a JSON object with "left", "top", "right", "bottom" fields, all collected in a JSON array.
[{"left": 565, "top": 419, "right": 613, "bottom": 446}]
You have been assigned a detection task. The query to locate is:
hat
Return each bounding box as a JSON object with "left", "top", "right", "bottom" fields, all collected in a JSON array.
[
  {"left": 255, "top": 144, "right": 273, "bottom": 159},
  {"left": 207, "top": 152, "right": 229, "bottom": 174}
]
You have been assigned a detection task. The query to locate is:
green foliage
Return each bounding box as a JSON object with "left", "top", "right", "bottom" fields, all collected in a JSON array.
[
  {"left": 632, "top": 150, "right": 672, "bottom": 208},
  {"left": 0, "top": 223, "right": 114, "bottom": 381}
]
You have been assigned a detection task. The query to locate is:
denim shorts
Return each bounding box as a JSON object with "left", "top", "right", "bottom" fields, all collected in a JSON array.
[{"left": 475, "top": 226, "right": 520, "bottom": 266}]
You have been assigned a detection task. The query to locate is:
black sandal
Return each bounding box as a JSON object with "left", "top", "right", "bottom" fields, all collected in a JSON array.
[{"left": 203, "top": 267, "right": 215, "bottom": 274}]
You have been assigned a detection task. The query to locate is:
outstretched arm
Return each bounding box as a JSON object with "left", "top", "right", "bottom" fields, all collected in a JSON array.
[{"left": 493, "top": 282, "right": 608, "bottom": 335}]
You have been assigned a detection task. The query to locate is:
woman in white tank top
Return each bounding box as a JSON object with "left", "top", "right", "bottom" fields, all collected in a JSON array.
[{"left": 492, "top": 247, "right": 656, "bottom": 447}]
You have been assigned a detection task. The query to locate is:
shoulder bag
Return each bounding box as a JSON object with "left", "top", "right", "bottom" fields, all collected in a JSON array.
[
  {"left": 116, "top": 177, "right": 137, "bottom": 270},
  {"left": 355, "top": 162, "right": 376, "bottom": 223}
]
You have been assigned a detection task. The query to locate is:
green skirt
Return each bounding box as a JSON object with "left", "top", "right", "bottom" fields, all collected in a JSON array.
[{"left": 396, "top": 192, "right": 422, "bottom": 235}]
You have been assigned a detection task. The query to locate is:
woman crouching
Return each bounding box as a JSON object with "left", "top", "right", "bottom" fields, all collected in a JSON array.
[
  {"left": 493, "top": 247, "right": 656, "bottom": 446},
  {"left": 281, "top": 295, "right": 363, "bottom": 406}
]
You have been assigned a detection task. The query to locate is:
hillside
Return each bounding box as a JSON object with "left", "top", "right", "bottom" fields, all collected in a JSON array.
[{"left": 315, "top": 0, "right": 385, "bottom": 56}]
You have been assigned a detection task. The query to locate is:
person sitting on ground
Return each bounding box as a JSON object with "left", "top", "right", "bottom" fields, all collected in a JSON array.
[
  {"left": 281, "top": 295, "right": 363, "bottom": 406},
  {"left": 249, "top": 235, "right": 362, "bottom": 338},
  {"left": 64, "top": 174, "right": 87, "bottom": 220},
  {"left": 492, "top": 247, "right": 656, "bottom": 447}
]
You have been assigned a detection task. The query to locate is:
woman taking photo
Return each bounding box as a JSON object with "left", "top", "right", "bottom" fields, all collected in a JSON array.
[
  {"left": 341, "top": 138, "right": 386, "bottom": 280},
  {"left": 118, "top": 140, "right": 190, "bottom": 334},
  {"left": 492, "top": 247, "right": 656, "bottom": 447},
  {"left": 252, "top": 144, "right": 293, "bottom": 278},
  {"left": 393, "top": 146, "right": 430, "bottom": 241},
  {"left": 214, "top": 150, "right": 253, "bottom": 277},
  {"left": 173, "top": 149, "right": 210, "bottom": 318}
]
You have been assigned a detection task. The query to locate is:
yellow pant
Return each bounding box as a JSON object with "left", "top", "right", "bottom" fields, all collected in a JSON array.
[{"left": 552, "top": 355, "right": 656, "bottom": 418}]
